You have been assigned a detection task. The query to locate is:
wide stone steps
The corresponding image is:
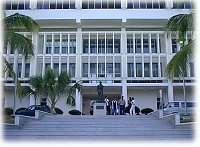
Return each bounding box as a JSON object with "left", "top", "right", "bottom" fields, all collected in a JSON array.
[{"left": 4, "top": 114, "right": 194, "bottom": 141}]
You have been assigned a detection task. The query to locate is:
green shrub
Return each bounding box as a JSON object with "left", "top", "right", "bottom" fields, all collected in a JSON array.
[
  {"left": 69, "top": 109, "right": 82, "bottom": 115},
  {"left": 4, "top": 108, "right": 13, "bottom": 116},
  {"left": 55, "top": 107, "right": 63, "bottom": 115},
  {"left": 125, "top": 106, "right": 140, "bottom": 115},
  {"left": 141, "top": 108, "right": 154, "bottom": 115}
]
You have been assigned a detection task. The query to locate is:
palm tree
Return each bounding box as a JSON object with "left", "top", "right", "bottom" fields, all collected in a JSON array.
[
  {"left": 24, "top": 69, "right": 81, "bottom": 114},
  {"left": 3, "top": 13, "right": 40, "bottom": 111},
  {"left": 165, "top": 11, "right": 194, "bottom": 115}
]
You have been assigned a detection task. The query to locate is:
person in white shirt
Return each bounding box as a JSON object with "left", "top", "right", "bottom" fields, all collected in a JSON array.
[{"left": 130, "top": 97, "right": 135, "bottom": 115}]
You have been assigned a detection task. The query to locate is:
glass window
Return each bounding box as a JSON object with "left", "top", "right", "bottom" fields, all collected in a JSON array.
[
  {"left": 98, "top": 63, "right": 105, "bottom": 77},
  {"left": 18, "top": 63, "right": 22, "bottom": 78},
  {"left": 69, "top": 39, "right": 76, "bottom": 54},
  {"left": 127, "top": 39, "right": 134, "bottom": 53},
  {"left": 82, "top": 63, "right": 88, "bottom": 77},
  {"left": 153, "top": 0, "right": 159, "bottom": 8},
  {"left": 70, "top": 0, "right": 75, "bottom": 9},
  {"left": 136, "top": 63, "right": 142, "bottom": 77},
  {"left": 53, "top": 63, "right": 59, "bottom": 77},
  {"left": 89, "top": 0, "right": 95, "bottom": 9},
  {"left": 95, "top": 1, "right": 101, "bottom": 9},
  {"left": 106, "top": 39, "right": 113, "bottom": 53},
  {"left": 61, "top": 63, "right": 67, "bottom": 72},
  {"left": 106, "top": 63, "right": 113, "bottom": 74},
  {"left": 82, "top": 1, "right": 88, "bottom": 9},
  {"left": 108, "top": 0, "right": 114, "bottom": 9},
  {"left": 159, "top": 1, "right": 166, "bottom": 9},
  {"left": 12, "top": 1, "right": 18, "bottom": 10},
  {"left": 134, "top": 1, "right": 139, "bottom": 9},
  {"left": 62, "top": 39, "right": 68, "bottom": 54},
  {"left": 90, "top": 63, "right": 97, "bottom": 74},
  {"left": 152, "top": 63, "right": 158, "bottom": 77},
  {"left": 98, "top": 39, "right": 105, "bottom": 53},
  {"left": 90, "top": 39, "right": 97, "bottom": 53},
  {"left": 143, "top": 39, "right": 149, "bottom": 53},
  {"left": 50, "top": 0, "right": 56, "bottom": 9},
  {"left": 102, "top": 1, "right": 107, "bottom": 8},
  {"left": 140, "top": 1, "right": 146, "bottom": 9},
  {"left": 127, "top": 0, "right": 133, "bottom": 8},
  {"left": 46, "top": 38, "right": 52, "bottom": 54},
  {"left": 151, "top": 39, "right": 157, "bottom": 53},
  {"left": 127, "top": 63, "right": 134, "bottom": 77},
  {"left": 63, "top": 1, "right": 69, "bottom": 9},
  {"left": 135, "top": 39, "right": 141, "bottom": 53},
  {"left": 25, "top": 63, "right": 30, "bottom": 78},
  {"left": 147, "top": 1, "right": 152, "bottom": 8},
  {"left": 45, "top": 63, "right": 51, "bottom": 72},
  {"left": 190, "top": 63, "right": 194, "bottom": 77},
  {"left": 115, "top": 0, "right": 121, "bottom": 9},
  {"left": 18, "top": 1, "right": 25, "bottom": 9},
  {"left": 54, "top": 39, "right": 60, "bottom": 54},
  {"left": 5, "top": 1, "right": 11, "bottom": 10},
  {"left": 115, "top": 63, "right": 121, "bottom": 77},
  {"left": 114, "top": 39, "right": 120, "bottom": 53},
  {"left": 83, "top": 39, "right": 89, "bottom": 53},
  {"left": 43, "top": 1, "right": 49, "bottom": 9},
  {"left": 69, "top": 63, "right": 75, "bottom": 77},
  {"left": 37, "top": 1, "right": 43, "bottom": 9},
  {"left": 172, "top": 39, "right": 177, "bottom": 53},
  {"left": 57, "top": 1, "right": 62, "bottom": 9},
  {"left": 144, "top": 63, "right": 150, "bottom": 77}
]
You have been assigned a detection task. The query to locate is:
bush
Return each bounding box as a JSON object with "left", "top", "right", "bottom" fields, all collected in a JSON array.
[
  {"left": 69, "top": 109, "right": 83, "bottom": 115},
  {"left": 141, "top": 108, "right": 154, "bottom": 115},
  {"left": 125, "top": 106, "right": 140, "bottom": 115},
  {"left": 4, "top": 108, "right": 13, "bottom": 116},
  {"left": 55, "top": 107, "right": 63, "bottom": 115}
]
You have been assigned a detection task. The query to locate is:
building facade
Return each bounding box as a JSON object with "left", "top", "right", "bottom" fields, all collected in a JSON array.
[{"left": 3, "top": 0, "right": 195, "bottom": 115}]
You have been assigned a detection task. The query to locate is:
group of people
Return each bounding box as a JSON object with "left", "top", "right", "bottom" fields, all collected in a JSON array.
[{"left": 104, "top": 96, "right": 136, "bottom": 115}]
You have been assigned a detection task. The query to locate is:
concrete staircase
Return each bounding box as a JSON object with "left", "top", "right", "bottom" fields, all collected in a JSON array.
[{"left": 3, "top": 114, "right": 194, "bottom": 141}]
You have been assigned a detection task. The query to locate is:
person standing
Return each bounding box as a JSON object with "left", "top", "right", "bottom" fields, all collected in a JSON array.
[
  {"left": 128, "top": 97, "right": 132, "bottom": 114},
  {"left": 111, "top": 99, "right": 118, "bottom": 115},
  {"left": 119, "top": 96, "right": 126, "bottom": 115},
  {"left": 130, "top": 97, "right": 136, "bottom": 115},
  {"left": 104, "top": 96, "right": 111, "bottom": 115}
]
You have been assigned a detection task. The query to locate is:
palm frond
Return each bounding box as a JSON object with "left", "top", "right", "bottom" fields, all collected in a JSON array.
[
  {"left": 165, "top": 12, "right": 194, "bottom": 40},
  {"left": 4, "top": 13, "right": 39, "bottom": 32},
  {"left": 166, "top": 40, "right": 194, "bottom": 80},
  {"left": 2, "top": 56, "right": 15, "bottom": 78},
  {"left": 5, "top": 31, "right": 34, "bottom": 59}
]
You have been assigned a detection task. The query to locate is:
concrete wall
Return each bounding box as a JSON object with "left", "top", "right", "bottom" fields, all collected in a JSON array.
[
  {"left": 127, "top": 88, "right": 168, "bottom": 111},
  {"left": 173, "top": 87, "right": 194, "bottom": 101}
]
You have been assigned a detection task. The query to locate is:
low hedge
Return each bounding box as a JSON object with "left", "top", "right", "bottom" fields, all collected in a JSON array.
[
  {"left": 69, "top": 109, "right": 83, "bottom": 115},
  {"left": 55, "top": 107, "right": 63, "bottom": 115},
  {"left": 4, "top": 108, "right": 13, "bottom": 116},
  {"left": 125, "top": 106, "right": 140, "bottom": 115},
  {"left": 141, "top": 108, "right": 154, "bottom": 115}
]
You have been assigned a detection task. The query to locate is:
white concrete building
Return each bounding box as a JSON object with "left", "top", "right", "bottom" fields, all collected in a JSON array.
[{"left": 3, "top": 0, "right": 195, "bottom": 115}]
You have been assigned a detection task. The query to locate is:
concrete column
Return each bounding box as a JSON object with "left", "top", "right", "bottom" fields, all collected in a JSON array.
[
  {"left": 122, "top": 84, "right": 128, "bottom": 104},
  {"left": 168, "top": 81, "right": 174, "bottom": 102},
  {"left": 75, "top": 89, "right": 81, "bottom": 112},
  {"left": 29, "top": 94, "right": 35, "bottom": 106},
  {"left": 21, "top": 57, "right": 25, "bottom": 78},
  {"left": 76, "top": 28, "right": 82, "bottom": 79},
  {"left": 121, "top": 27, "right": 126, "bottom": 79}
]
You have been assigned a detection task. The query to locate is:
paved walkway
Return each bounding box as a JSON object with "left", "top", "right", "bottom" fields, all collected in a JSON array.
[{"left": 3, "top": 114, "right": 194, "bottom": 141}]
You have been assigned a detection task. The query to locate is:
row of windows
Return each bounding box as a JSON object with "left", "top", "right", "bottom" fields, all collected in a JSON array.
[
  {"left": 7, "top": 61, "right": 194, "bottom": 79},
  {"left": 4, "top": 31, "right": 193, "bottom": 55},
  {"left": 4, "top": 0, "right": 193, "bottom": 10}
]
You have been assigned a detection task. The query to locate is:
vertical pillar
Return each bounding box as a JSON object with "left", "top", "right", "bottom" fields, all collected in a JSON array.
[
  {"left": 168, "top": 81, "right": 174, "bottom": 102},
  {"left": 121, "top": 27, "right": 126, "bottom": 79},
  {"left": 75, "top": 89, "right": 81, "bottom": 112},
  {"left": 122, "top": 84, "right": 128, "bottom": 104},
  {"left": 76, "top": 27, "right": 82, "bottom": 79}
]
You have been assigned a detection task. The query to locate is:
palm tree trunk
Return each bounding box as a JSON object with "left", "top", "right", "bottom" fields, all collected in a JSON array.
[{"left": 183, "top": 77, "right": 187, "bottom": 115}]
